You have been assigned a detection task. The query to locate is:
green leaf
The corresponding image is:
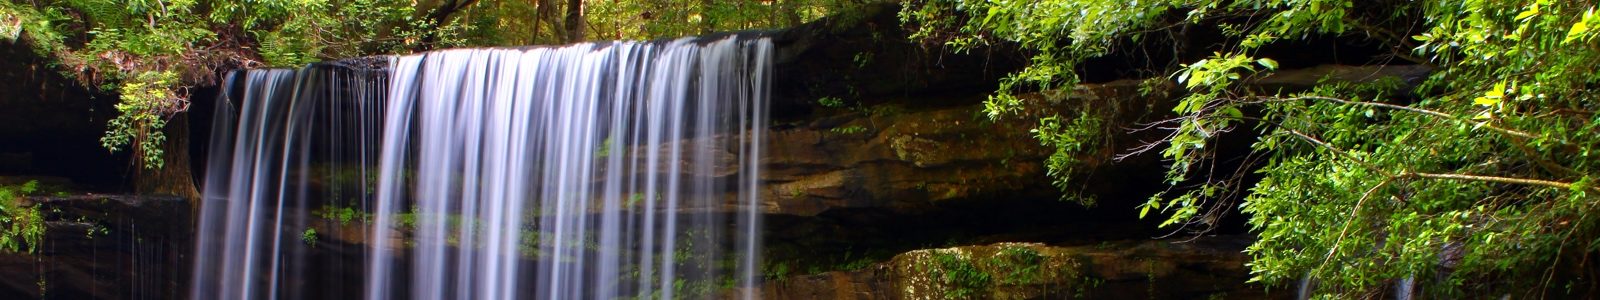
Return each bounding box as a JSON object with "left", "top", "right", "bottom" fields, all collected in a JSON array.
[
  {"left": 1477, "top": 81, "right": 1506, "bottom": 106},
  {"left": 1473, "top": 96, "right": 1498, "bottom": 106},
  {"left": 1566, "top": 12, "right": 1592, "bottom": 44},
  {"left": 1222, "top": 106, "right": 1244, "bottom": 119},
  {"left": 982, "top": 6, "right": 1000, "bottom": 25},
  {"left": 1515, "top": 5, "right": 1539, "bottom": 21},
  {"left": 18, "top": 181, "right": 35, "bottom": 194},
  {"left": 1256, "top": 58, "right": 1279, "bottom": 70}
]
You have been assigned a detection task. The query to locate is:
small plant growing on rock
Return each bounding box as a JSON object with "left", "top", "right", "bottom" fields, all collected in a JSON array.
[
  {"left": 927, "top": 250, "right": 991, "bottom": 299},
  {"left": 77, "top": 217, "right": 109, "bottom": 239},
  {"left": 0, "top": 180, "right": 45, "bottom": 254},
  {"left": 829, "top": 125, "right": 868, "bottom": 135},
  {"left": 765, "top": 261, "right": 790, "bottom": 281},
  {"left": 992, "top": 246, "right": 1044, "bottom": 285},
  {"left": 301, "top": 228, "right": 318, "bottom": 247},
  {"left": 853, "top": 52, "right": 874, "bottom": 69},
  {"left": 817, "top": 96, "right": 846, "bottom": 108}
]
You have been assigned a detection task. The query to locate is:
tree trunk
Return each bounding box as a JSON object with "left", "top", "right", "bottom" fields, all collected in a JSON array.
[
  {"left": 136, "top": 112, "right": 200, "bottom": 200},
  {"left": 781, "top": 0, "right": 802, "bottom": 27},
  {"left": 564, "top": 0, "right": 584, "bottom": 43},
  {"left": 534, "top": 0, "right": 555, "bottom": 43},
  {"left": 700, "top": 0, "right": 714, "bottom": 34},
  {"left": 414, "top": 0, "right": 481, "bottom": 51}
]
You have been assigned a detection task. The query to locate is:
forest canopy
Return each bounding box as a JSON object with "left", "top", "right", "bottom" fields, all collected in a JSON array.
[{"left": 0, "top": 0, "right": 868, "bottom": 169}]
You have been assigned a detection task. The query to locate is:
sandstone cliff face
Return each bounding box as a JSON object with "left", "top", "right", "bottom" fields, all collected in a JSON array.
[
  {"left": 751, "top": 63, "right": 1429, "bottom": 217},
  {"left": 760, "top": 236, "right": 1288, "bottom": 300},
  {"left": 759, "top": 103, "right": 1053, "bottom": 217}
]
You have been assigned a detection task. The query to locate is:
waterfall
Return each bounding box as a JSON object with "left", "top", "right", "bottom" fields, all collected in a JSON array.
[{"left": 193, "top": 36, "right": 771, "bottom": 300}]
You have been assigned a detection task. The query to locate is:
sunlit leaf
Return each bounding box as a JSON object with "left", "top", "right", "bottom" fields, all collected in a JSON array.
[
  {"left": 1256, "top": 57, "right": 1279, "bottom": 70},
  {"left": 1566, "top": 12, "right": 1592, "bottom": 44},
  {"left": 1515, "top": 5, "right": 1539, "bottom": 21},
  {"left": 1473, "top": 96, "right": 1499, "bottom": 106}
]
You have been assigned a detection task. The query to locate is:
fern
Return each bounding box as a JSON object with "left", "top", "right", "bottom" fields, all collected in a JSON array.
[{"left": 63, "top": 0, "right": 128, "bottom": 26}]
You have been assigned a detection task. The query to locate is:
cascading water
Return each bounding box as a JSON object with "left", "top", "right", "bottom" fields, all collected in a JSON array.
[{"left": 193, "top": 36, "right": 771, "bottom": 299}]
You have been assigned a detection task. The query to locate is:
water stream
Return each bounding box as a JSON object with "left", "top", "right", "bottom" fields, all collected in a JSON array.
[{"left": 193, "top": 35, "right": 771, "bottom": 300}]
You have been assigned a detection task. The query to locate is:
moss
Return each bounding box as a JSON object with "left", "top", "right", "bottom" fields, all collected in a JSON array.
[
  {"left": 301, "top": 227, "right": 318, "bottom": 247},
  {"left": 761, "top": 241, "right": 901, "bottom": 283},
  {"left": 893, "top": 243, "right": 1092, "bottom": 300},
  {"left": 829, "top": 125, "right": 868, "bottom": 135},
  {"left": 930, "top": 250, "right": 991, "bottom": 299},
  {"left": 992, "top": 246, "right": 1045, "bottom": 285}
]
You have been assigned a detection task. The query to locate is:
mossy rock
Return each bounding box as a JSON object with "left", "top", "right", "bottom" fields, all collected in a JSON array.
[
  {"left": 757, "top": 237, "right": 1286, "bottom": 300},
  {"left": 891, "top": 243, "right": 1091, "bottom": 300}
]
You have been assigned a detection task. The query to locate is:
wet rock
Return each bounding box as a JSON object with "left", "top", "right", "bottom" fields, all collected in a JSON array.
[{"left": 0, "top": 194, "right": 192, "bottom": 299}]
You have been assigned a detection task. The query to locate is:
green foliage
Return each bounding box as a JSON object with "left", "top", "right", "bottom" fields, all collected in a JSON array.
[
  {"left": 817, "top": 96, "right": 847, "bottom": 108},
  {"left": 0, "top": 181, "right": 46, "bottom": 254},
  {"left": 317, "top": 204, "right": 367, "bottom": 226},
  {"left": 101, "top": 70, "right": 178, "bottom": 169},
  {"left": 585, "top": 0, "right": 872, "bottom": 40},
  {"left": 624, "top": 193, "right": 645, "bottom": 209},
  {"left": 82, "top": 220, "right": 106, "bottom": 239},
  {"left": 0, "top": 3, "right": 20, "bottom": 38},
  {"left": 1032, "top": 111, "right": 1103, "bottom": 206},
  {"left": 764, "top": 260, "right": 791, "bottom": 280},
  {"left": 852, "top": 51, "right": 874, "bottom": 68},
  {"left": 924, "top": 250, "right": 991, "bottom": 299},
  {"left": 6, "top": 0, "right": 871, "bottom": 170},
  {"left": 817, "top": 96, "right": 888, "bottom": 136},
  {"left": 829, "top": 125, "right": 867, "bottom": 135},
  {"left": 991, "top": 245, "right": 1044, "bottom": 285},
  {"left": 906, "top": 0, "right": 1600, "bottom": 296},
  {"left": 901, "top": 0, "right": 1179, "bottom": 117},
  {"left": 301, "top": 227, "right": 317, "bottom": 247},
  {"left": 4, "top": 0, "right": 476, "bottom": 169}
]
